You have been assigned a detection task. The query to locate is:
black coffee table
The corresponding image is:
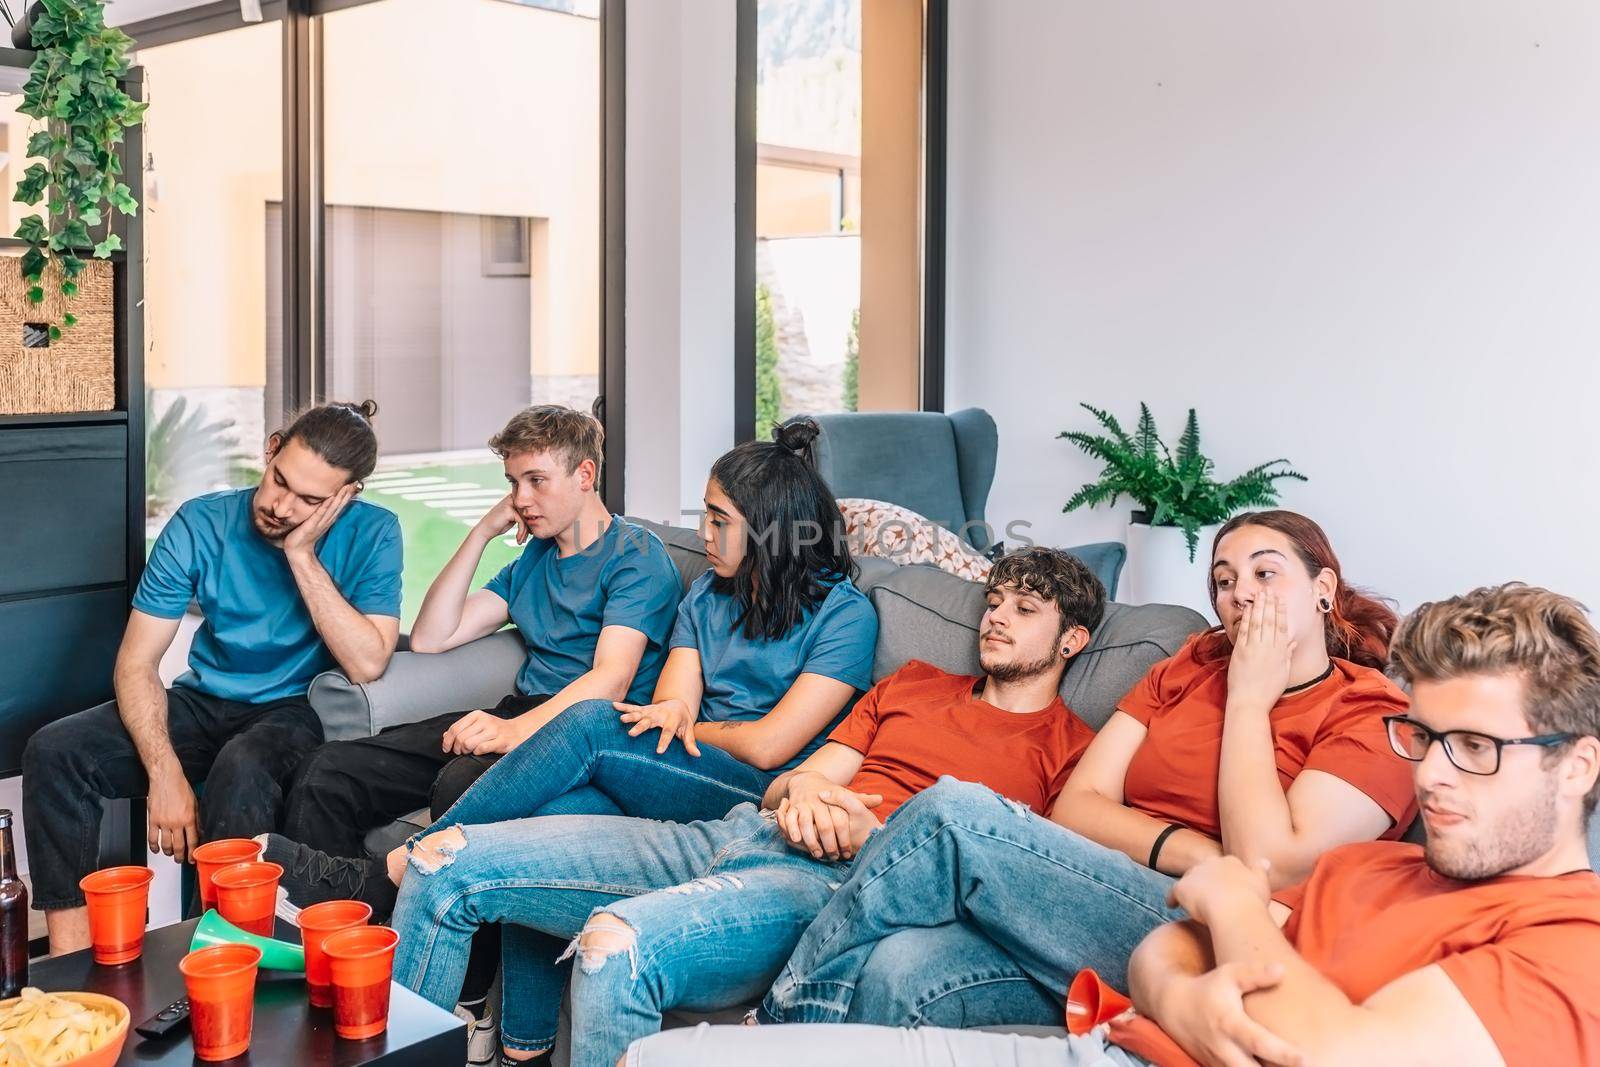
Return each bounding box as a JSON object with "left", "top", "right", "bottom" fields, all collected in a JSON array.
[{"left": 27, "top": 917, "right": 465, "bottom": 1065}]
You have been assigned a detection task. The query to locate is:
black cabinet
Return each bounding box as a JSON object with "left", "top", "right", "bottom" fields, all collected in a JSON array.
[{"left": 0, "top": 55, "right": 144, "bottom": 781}]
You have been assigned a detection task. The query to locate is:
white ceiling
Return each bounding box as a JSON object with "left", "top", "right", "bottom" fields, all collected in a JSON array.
[{"left": 102, "top": 0, "right": 232, "bottom": 28}]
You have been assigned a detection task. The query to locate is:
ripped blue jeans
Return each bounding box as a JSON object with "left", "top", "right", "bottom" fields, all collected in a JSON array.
[{"left": 388, "top": 803, "right": 853, "bottom": 1067}]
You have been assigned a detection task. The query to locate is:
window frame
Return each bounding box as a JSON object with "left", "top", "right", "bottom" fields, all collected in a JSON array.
[
  {"left": 733, "top": 0, "right": 948, "bottom": 441},
  {"left": 123, "top": 0, "right": 628, "bottom": 509}
]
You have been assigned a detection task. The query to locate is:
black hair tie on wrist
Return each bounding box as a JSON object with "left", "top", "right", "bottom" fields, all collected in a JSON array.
[{"left": 1148, "top": 823, "right": 1182, "bottom": 872}]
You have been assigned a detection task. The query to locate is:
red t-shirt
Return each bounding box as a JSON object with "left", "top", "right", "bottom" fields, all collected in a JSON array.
[
  {"left": 1112, "top": 842, "right": 1600, "bottom": 1066},
  {"left": 1117, "top": 635, "right": 1417, "bottom": 838},
  {"left": 825, "top": 659, "right": 1094, "bottom": 820}
]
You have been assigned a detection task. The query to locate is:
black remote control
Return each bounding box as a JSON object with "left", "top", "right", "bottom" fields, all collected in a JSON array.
[{"left": 134, "top": 997, "right": 191, "bottom": 1040}]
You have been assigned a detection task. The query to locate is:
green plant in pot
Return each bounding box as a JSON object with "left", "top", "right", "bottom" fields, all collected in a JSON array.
[
  {"left": 12, "top": 0, "right": 145, "bottom": 335},
  {"left": 1060, "top": 403, "right": 1306, "bottom": 610}
]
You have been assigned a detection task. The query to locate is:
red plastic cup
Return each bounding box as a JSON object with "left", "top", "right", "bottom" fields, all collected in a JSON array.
[
  {"left": 297, "top": 900, "right": 373, "bottom": 1008},
  {"left": 210, "top": 861, "right": 284, "bottom": 937},
  {"left": 323, "top": 925, "right": 400, "bottom": 1040},
  {"left": 179, "top": 943, "right": 263, "bottom": 1061},
  {"left": 192, "top": 839, "right": 263, "bottom": 913},
  {"left": 79, "top": 865, "right": 156, "bottom": 965}
]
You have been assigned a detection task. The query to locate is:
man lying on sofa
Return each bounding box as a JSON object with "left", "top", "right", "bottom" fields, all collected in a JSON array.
[
  {"left": 626, "top": 582, "right": 1600, "bottom": 1067},
  {"left": 23, "top": 401, "right": 403, "bottom": 956}
]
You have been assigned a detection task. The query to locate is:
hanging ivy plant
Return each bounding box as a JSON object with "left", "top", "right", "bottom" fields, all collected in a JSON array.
[{"left": 13, "top": 0, "right": 146, "bottom": 336}]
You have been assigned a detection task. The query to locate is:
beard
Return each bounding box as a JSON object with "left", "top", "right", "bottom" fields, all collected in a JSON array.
[
  {"left": 252, "top": 508, "right": 292, "bottom": 543},
  {"left": 979, "top": 643, "right": 1062, "bottom": 684},
  {"left": 1423, "top": 774, "right": 1560, "bottom": 881}
]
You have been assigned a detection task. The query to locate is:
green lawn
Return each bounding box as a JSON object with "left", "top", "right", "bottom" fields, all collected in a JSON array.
[{"left": 363, "top": 460, "right": 523, "bottom": 628}]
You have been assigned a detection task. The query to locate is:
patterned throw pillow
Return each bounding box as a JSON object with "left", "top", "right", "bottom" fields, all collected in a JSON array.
[{"left": 837, "top": 498, "right": 993, "bottom": 582}]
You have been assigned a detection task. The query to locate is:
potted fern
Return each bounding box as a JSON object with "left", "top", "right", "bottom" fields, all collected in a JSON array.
[{"left": 1059, "top": 403, "right": 1307, "bottom": 613}]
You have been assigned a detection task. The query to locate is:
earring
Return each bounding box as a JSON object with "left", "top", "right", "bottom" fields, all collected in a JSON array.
[{"left": 1318, "top": 596, "right": 1333, "bottom": 614}]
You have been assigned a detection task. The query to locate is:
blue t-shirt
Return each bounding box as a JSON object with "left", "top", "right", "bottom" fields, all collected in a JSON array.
[
  {"left": 668, "top": 571, "right": 878, "bottom": 771},
  {"left": 132, "top": 487, "right": 403, "bottom": 703},
  {"left": 484, "top": 516, "right": 681, "bottom": 703}
]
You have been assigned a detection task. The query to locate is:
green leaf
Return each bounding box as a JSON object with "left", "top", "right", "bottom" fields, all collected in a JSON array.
[
  {"left": 49, "top": 325, "right": 61, "bottom": 340},
  {"left": 60, "top": 217, "right": 91, "bottom": 247},
  {"left": 27, "top": 285, "right": 44, "bottom": 304},
  {"left": 20, "top": 248, "right": 47, "bottom": 282},
  {"left": 64, "top": 312, "right": 77, "bottom": 327},
  {"left": 65, "top": 140, "right": 96, "bottom": 169},
  {"left": 109, "top": 182, "right": 137, "bottom": 215},
  {"left": 61, "top": 279, "right": 78, "bottom": 297},
  {"left": 78, "top": 206, "right": 102, "bottom": 228},
  {"left": 60, "top": 253, "right": 86, "bottom": 278},
  {"left": 93, "top": 231, "right": 122, "bottom": 258},
  {"left": 15, "top": 215, "right": 47, "bottom": 244}
]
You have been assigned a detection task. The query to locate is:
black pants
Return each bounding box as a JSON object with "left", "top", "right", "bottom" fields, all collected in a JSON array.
[
  {"left": 21, "top": 687, "right": 323, "bottom": 910},
  {"left": 279, "top": 694, "right": 542, "bottom": 859},
  {"left": 280, "top": 693, "right": 546, "bottom": 860}
]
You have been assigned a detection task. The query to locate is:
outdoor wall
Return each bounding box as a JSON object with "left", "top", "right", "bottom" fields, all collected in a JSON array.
[
  {"left": 944, "top": 0, "right": 1600, "bottom": 612},
  {"left": 134, "top": 0, "right": 600, "bottom": 399},
  {"left": 139, "top": 23, "right": 281, "bottom": 394},
  {"left": 321, "top": 0, "right": 600, "bottom": 385}
]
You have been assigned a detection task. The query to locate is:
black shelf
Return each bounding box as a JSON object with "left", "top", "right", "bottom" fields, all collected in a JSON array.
[
  {"left": 0, "top": 47, "right": 145, "bottom": 888},
  {"left": 0, "top": 409, "right": 130, "bottom": 427}
]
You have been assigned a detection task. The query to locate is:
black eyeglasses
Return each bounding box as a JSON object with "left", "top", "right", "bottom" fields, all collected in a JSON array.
[{"left": 1384, "top": 715, "right": 1576, "bottom": 776}]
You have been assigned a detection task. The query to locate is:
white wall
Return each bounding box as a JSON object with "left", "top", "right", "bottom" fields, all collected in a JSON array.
[
  {"left": 946, "top": 0, "right": 1600, "bottom": 614},
  {"left": 624, "top": 0, "right": 738, "bottom": 526}
]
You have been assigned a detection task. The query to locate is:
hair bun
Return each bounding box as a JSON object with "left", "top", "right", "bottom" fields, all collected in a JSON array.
[
  {"left": 773, "top": 416, "right": 820, "bottom": 454},
  {"left": 350, "top": 399, "right": 378, "bottom": 421}
]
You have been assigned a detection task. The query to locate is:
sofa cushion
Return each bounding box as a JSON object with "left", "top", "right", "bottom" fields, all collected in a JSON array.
[
  {"left": 309, "top": 629, "right": 528, "bottom": 741},
  {"left": 1058, "top": 541, "right": 1127, "bottom": 602},
  {"left": 813, "top": 413, "right": 971, "bottom": 543},
  {"left": 839, "top": 497, "right": 995, "bottom": 581},
  {"left": 868, "top": 564, "right": 1207, "bottom": 729}
]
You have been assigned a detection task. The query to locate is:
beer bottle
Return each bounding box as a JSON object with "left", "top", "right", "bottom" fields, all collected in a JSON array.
[{"left": 0, "top": 810, "right": 28, "bottom": 997}]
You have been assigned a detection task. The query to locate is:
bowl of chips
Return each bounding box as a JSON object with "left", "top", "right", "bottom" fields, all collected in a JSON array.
[{"left": 0, "top": 988, "right": 129, "bottom": 1066}]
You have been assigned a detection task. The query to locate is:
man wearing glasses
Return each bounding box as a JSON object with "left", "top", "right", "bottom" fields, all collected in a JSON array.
[{"left": 624, "top": 582, "right": 1600, "bottom": 1067}]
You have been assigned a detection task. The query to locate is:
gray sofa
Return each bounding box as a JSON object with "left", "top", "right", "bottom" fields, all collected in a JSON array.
[{"left": 305, "top": 518, "right": 1206, "bottom": 1061}]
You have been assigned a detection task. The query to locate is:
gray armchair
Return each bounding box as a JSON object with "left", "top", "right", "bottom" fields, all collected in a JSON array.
[{"left": 812, "top": 408, "right": 998, "bottom": 552}]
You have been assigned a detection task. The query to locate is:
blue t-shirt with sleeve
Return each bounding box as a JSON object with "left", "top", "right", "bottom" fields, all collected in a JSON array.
[
  {"left": 131, "top": 487, "right": 403, "bottom": 704},
  {"left": 668, "top": 570, "right": 878, "bottom": 771},
  {"left": 483, "top": 516, "right": 681, "bottom": 703}
]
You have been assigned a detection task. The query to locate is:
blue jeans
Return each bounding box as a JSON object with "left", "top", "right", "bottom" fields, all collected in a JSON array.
[
  {"left": 398, "top": 698, "right": 775, "bottom": 1050},
  {"left": 390, "top": 804, "right": 852, "bottom": 1066},
  {"left": 761, "top": 777, "right": 1184, "bottom": 1027}
]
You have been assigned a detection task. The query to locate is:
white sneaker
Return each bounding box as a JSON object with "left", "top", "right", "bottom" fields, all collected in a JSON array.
[{"left": 452, "top": 1004, "right": 498, "bottom": 1067}]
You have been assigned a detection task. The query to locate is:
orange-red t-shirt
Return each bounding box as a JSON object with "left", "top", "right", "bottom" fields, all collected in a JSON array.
[
  {"left": 1116, "top": 635, "right": 1417, "bottom": 838},
  {"left": 1112, "top": 842, "right": 1600, "bottom": 1067},
  {"left": 825, "top": 659, "right": 1094, "bottom": 820}
]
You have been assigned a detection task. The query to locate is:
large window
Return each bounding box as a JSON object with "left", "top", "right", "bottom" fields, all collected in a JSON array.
[
  {"left": 126, "top": 0, "right": 613, "bottom": 627},
  {"left": 319, "top": 0, "right": 602, "bottom": 622},
  {"left": 134, "top": 22, "right": 284, "bottom": 538},
  {"left": 747, "top": 0, "right": 941, "bottom": 439}
]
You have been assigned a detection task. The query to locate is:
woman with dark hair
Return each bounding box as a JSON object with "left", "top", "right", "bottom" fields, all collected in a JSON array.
[
  {"left": 382, "top": 416, "right": 878, "bottom": 1062},
  {"left": 752, "top": 509, "right": 1419, "bottom": 1034}
]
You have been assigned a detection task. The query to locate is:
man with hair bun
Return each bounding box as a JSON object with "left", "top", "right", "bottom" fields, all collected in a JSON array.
[{"left": 23, "top": 400, "right": 404, "bottom": 956}]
